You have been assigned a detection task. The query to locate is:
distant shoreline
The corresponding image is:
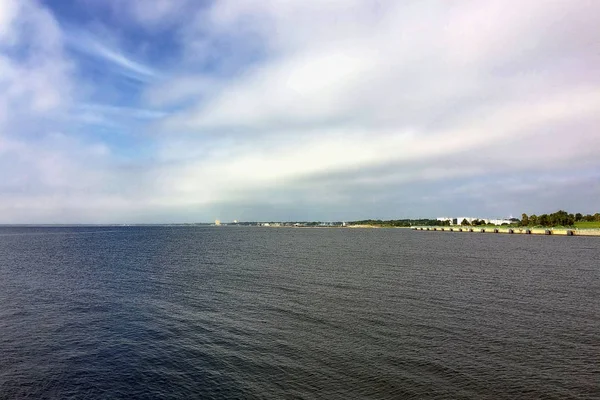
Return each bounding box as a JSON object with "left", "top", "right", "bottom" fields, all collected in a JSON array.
[{"left": 1, "top": 224, "right": 598, "bottom": 236}]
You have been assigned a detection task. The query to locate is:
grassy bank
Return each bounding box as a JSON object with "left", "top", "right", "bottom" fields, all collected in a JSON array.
[{"left": 575, "top": 221, "right": 600, "bottom": 229}]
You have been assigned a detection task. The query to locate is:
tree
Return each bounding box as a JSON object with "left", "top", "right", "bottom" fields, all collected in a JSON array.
[
  {"left": 575, "top": 213, "right": 583, "bottom": 222},
  {"left": 529, "top": 215, "right": 538, "bottom": 226},
  {"left": 539, "top": 214, "right": 549, "bottom": 226},
  {"left": 521, "top": 213, "right": 529, "bottom": 226},
  {"left": 461, "top": 218, "right": 470, "bottom": 226}
]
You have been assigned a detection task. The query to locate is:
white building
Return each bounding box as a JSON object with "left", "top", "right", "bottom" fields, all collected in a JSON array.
[
  {"left": 488, "top": 218, "right": 512, "bottom": 225},
  {"left": 455, "top": 217, "right": 513, "bottom": 225}
]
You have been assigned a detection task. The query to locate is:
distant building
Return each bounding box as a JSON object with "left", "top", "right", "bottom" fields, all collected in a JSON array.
[
  {"left": 489, "top": 218, "right": 513, "bottom": 225},
  {"left": 455, "top": 217, "right": 515, "bottom": 225}
]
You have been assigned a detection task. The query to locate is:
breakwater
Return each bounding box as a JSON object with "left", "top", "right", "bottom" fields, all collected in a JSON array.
[{"left": 412, "top": 226, "right": 600, "bottom": 236}]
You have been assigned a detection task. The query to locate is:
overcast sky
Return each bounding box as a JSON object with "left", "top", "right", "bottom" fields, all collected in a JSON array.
[{"left": 0, "top": 0, "right": 599, "bottom": 223}]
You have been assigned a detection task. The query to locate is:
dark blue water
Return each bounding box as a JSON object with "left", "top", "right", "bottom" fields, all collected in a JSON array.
[{"left": 0, "top": 226, "right": 598, "bottom": 399}]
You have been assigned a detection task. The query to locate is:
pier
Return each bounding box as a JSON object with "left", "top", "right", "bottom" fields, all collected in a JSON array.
[{"left": 411, "top": 227, "right": 600, "bottom": 236}]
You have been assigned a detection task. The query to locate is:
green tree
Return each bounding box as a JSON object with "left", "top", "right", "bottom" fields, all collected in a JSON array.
[
  {"left": 461, "top": 218, "right": 470, "bottom": 226},
  {"left": 521, "top": 213, "right": 529, "bottom": 226},
  {"left": 529, "top": 214, "right": 538, "bottom": 226},
  {"left": 575, "top": 213, "right": 583, "bottom": 222}
]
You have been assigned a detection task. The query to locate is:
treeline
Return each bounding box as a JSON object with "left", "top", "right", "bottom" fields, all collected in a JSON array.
[{"left": 520, "top": 211, "right": 600, "bottom": 227}]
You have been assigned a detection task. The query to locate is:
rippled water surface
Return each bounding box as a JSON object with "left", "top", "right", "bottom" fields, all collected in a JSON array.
[{"left": 0, "top": 226, "right": 598, "bottom": 399}]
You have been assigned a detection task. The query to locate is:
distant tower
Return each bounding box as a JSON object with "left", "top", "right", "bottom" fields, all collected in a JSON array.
[{"left": 215, "top": 219, "right": 221, "bottom": 226}]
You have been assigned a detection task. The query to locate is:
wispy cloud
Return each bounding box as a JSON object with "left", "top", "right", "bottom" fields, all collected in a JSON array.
[
  {"left": 65, "top": 29, "right": 157, "bottom": 82},
  {"left": 78, "top": 103, "right": 168, "bottom": 120}
]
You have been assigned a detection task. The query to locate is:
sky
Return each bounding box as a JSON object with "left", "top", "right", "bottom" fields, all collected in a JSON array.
[{"left": 0, "top": 0, "right": 599, "bottom": 223}]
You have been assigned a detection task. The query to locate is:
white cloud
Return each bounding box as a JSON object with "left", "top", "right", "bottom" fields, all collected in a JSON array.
[
  {"left": 0, "top": 0, "right": 115, "bottom": 222},
  {"left": 0, "top": 0, "right": 19, "bottom": 43},
  {"left": 77, "top": 103, "right": 168, "bottom": 120},
  {"left": 65, "top": 30, "right": 157, "bottom": 82},
  {"left": 0, "top": 1, "right": 72, "bottom": 118},
  {"left": 149, "top": 0, "right": 600, "bottom": 210},
  {"left": 159, "top": 0, "right": 600, "bottom": 132},
  {"left": 1, "top": 0, "right": 600, "bottom": 222}
]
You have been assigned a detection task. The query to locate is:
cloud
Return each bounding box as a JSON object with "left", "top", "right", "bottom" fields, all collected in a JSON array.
[
  {"left": 1, "top": 0, "right": 599, "bottom": 223},
  {"left": 0, "top": 0, "right": 72, "bottom": 120},
  {"left": 160, "top": 1, "right": 600, "bottom": 131},
  {"left": 143, "top": 1, "right": 600, "bottom": 218},
  {"left": 0, "top": 0, "right": 19, "bottom": 43},
  {"left": 77, "top": 103, "right": 168, "bottom": 120},
  {"left": 65, "top": 30, "right": 157, "bottom": 82},
  {"left": 0, "top": 0, "right": 117, "bottom": 223}
]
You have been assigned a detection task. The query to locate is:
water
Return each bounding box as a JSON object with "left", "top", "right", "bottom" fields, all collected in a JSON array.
[{"left": 0, "top": 226, "right": 598, "bottom": 399}]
